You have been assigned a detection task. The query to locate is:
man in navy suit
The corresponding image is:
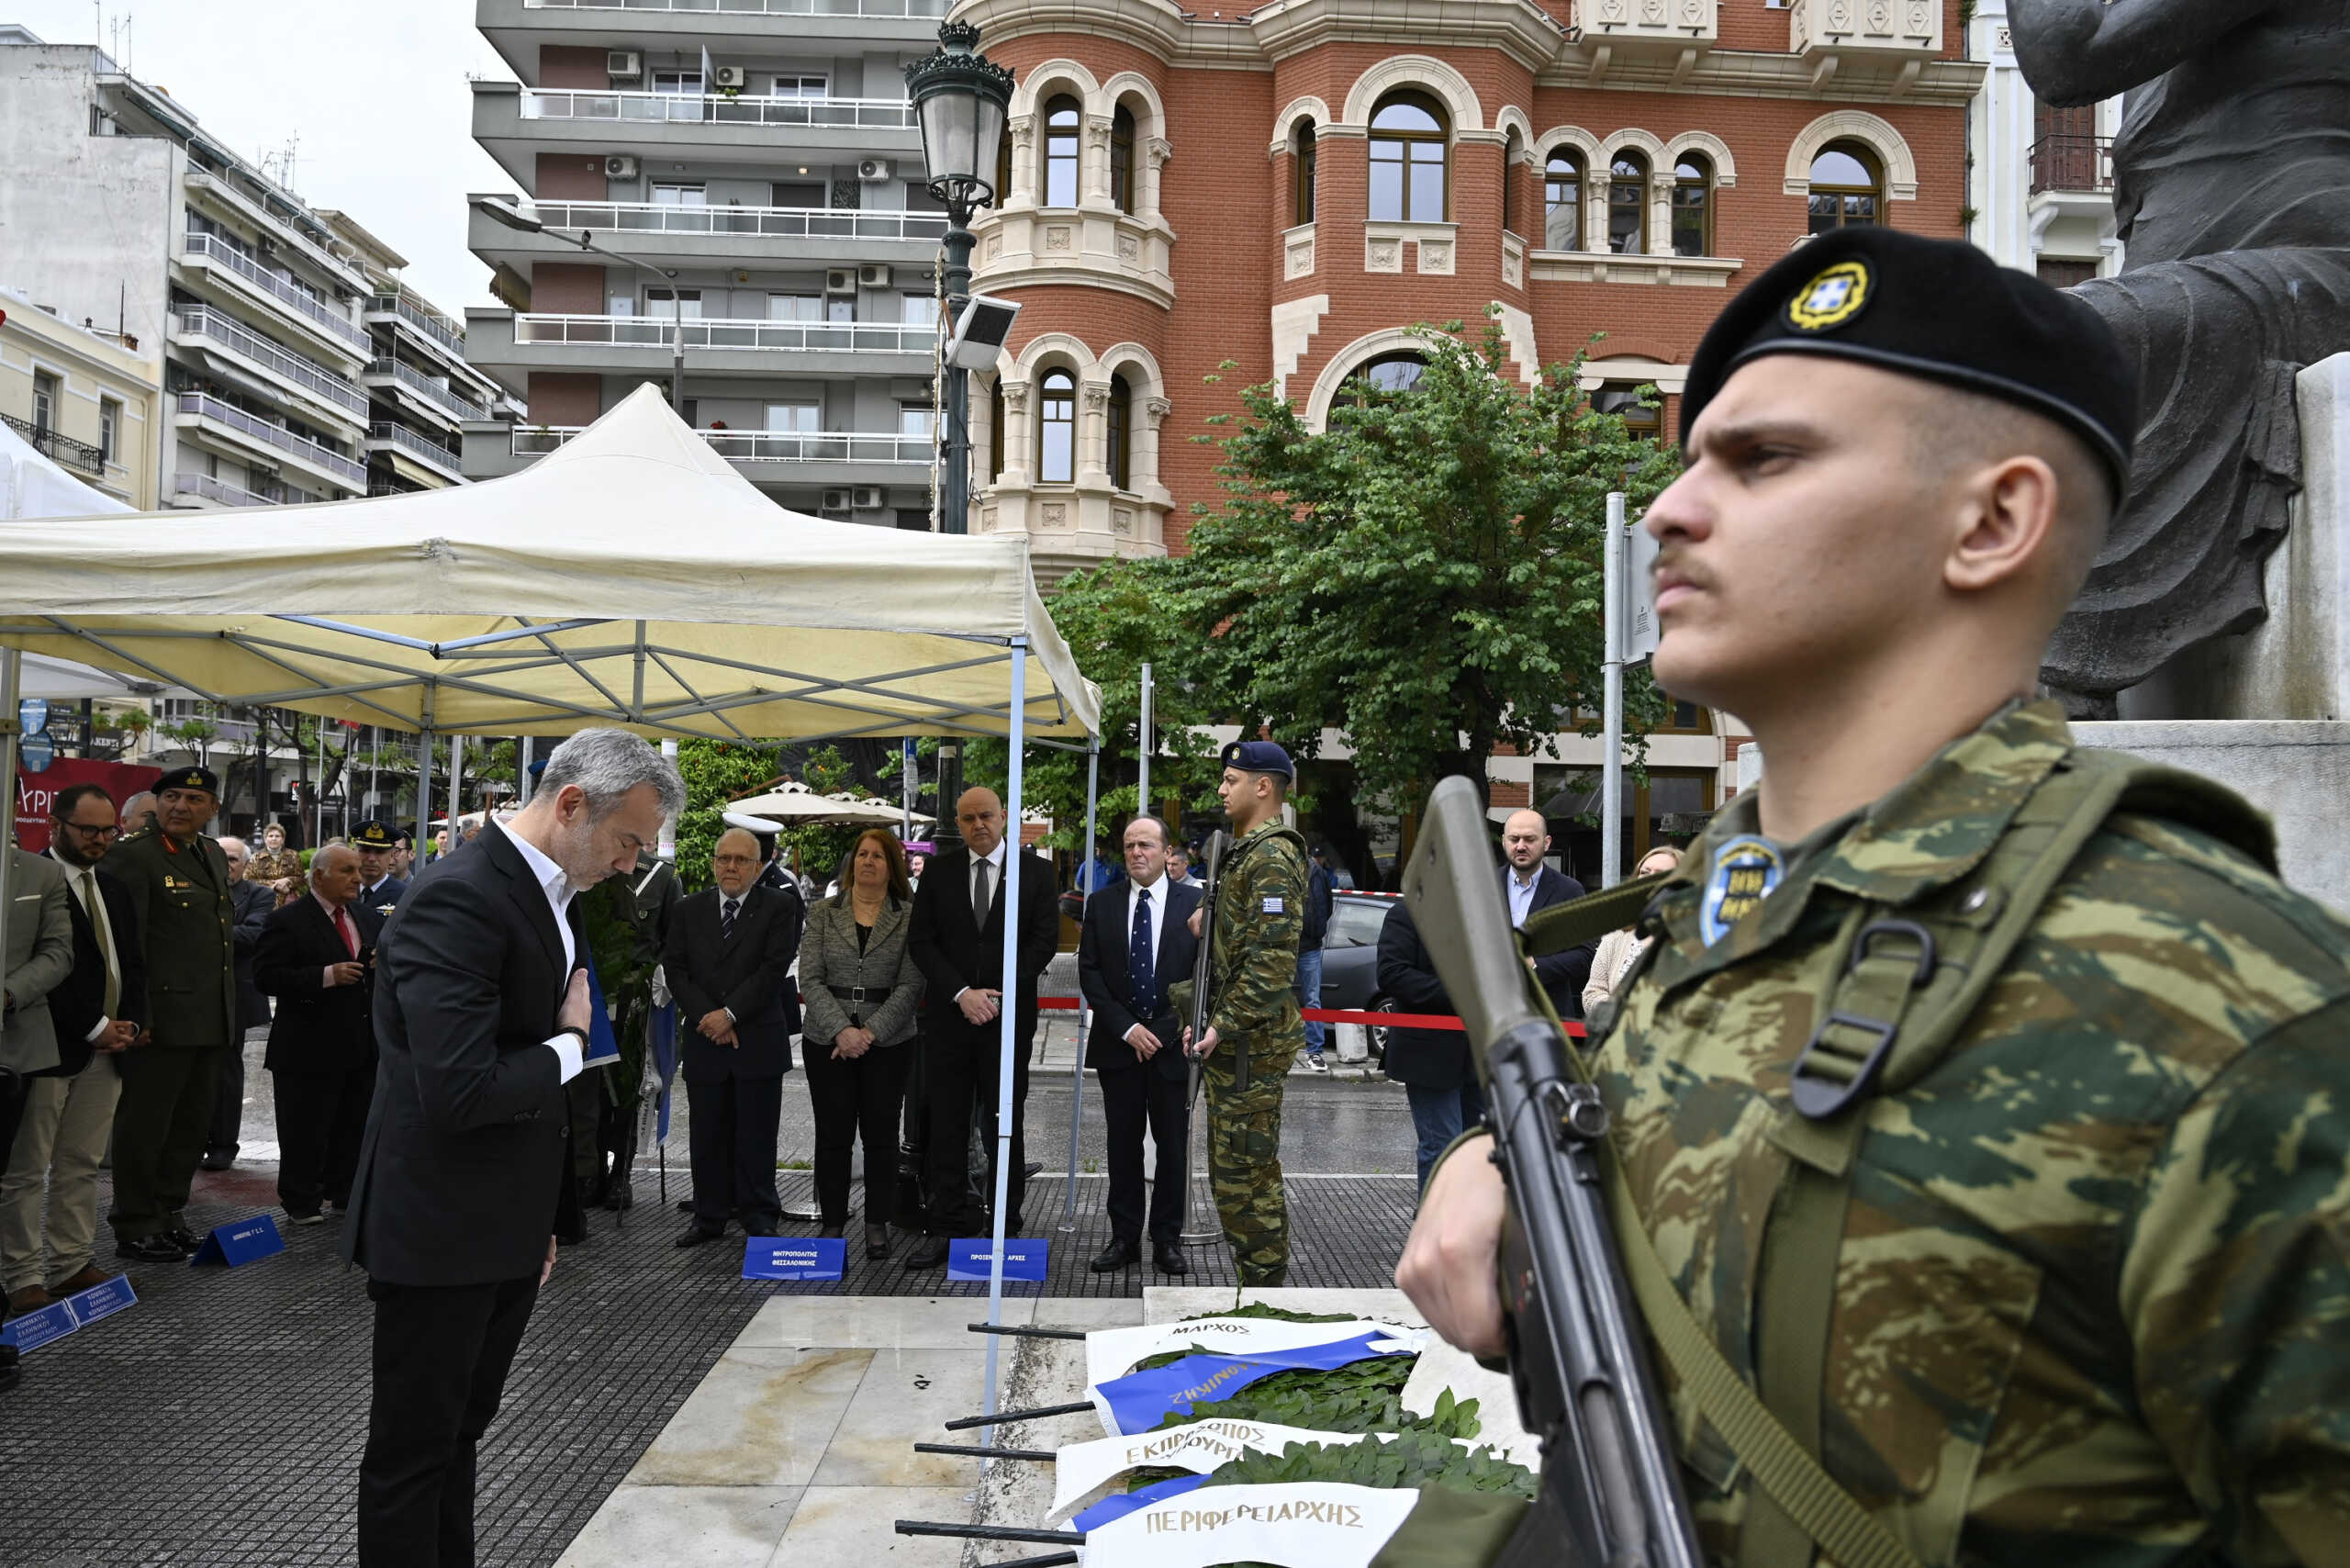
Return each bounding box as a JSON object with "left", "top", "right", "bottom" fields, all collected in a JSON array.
[
  {"left": 254, "top": 844, "right": 385, "bottom": 1224},
  {"left": 1497, "top": 809, "right": 1595, "bottom": 1017},
  {"left": 1076, "top": 815, "right": 1200, "bottom": 1276}
]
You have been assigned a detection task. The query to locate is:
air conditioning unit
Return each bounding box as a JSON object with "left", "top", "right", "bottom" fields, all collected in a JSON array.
[
  {"left": 604, "top": 154, "right": 639, "bottom": 180},
  {"left": 852, "top": 487, "right": 885, "bottom": 510},
  {"left": 606, "top": 50, "right": 642, "bottom": 81},
  {"left": 856, "top": 159, "right": 892, "bottom": 183},
  {"left": 712, "top": 64, "right": 747, "bottom": 90},
  {"left": 824, "top": 268, "right": 856, "bottom": 296},
  {"left": 857, "top": 263, "right": 891, "bottom": 288},
  {"left": 822, "top": 487, "right": 853, "bottom": 511}
]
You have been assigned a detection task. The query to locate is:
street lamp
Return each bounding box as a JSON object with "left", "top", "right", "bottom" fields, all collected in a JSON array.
[
  {"left": 904, "top": 20, "right": 1012, "bottom": 540},
  {"left": 471, "top": 196, "right": 687, "bottom": 420}
]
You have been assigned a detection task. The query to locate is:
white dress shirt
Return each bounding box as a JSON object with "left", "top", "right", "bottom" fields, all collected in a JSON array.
[
  {"left": 504, "top": 828, "right": 584, "bottom": 1083},
  {"left": 314, "top": 889, "right": 364, "bottom": 989},
  {"left": 1506, "top": 866, "right": 1542, "bottom": 930},
  {"left": 48, "top": 846, "right": 117, "bottom": 1043},
  {"left": 1124, "top": 870, "right": 1170, "bottom": 1044},
  {"left": 955, "top": 841, "right": 1009, "bottom": 1002}
]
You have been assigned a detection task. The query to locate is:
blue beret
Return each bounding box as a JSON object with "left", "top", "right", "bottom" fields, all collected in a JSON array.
[
  {"left": 526, "top": 757, "right": 549, "bottom": 778},
  {"left": 1681, "top": 227, "right": 2135, "bottom": 498},
  {"left": 1220, "top": 740, "right": 1293, "bottom": 779}
]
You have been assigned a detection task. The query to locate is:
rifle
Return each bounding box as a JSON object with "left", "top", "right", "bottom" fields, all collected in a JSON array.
[
  {"left": 1183, "top": 829, "right": 1230, "bottom": 1102},
  {"left": 1401, "top": 775, "right": 1702, "bottom": 1568}
]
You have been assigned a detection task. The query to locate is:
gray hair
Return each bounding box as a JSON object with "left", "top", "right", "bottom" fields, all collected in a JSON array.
[
  {"left": 313, "top": 843, "right": 360, "bottom": 875},
  {"left": 540, "top": 728, "right": 687, "bottom": 822}
]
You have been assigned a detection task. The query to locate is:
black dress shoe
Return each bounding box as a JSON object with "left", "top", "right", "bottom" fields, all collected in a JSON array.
[
  {"left": 1153, "top": 1241, "right": 1190, "bottom": 1276},
  {"left": 163, "top": 1227, "right": 202, "bottom": 1252},
  {"left": 0, "top": 1346, "right": 19, "bottom": 1393},
  {"left": 196, "top": 1151, "right": 234, "bottom": 1172},
  {"left": 904, "top": 1235, "right": 951, "bottom": 1270},
  {"left": 117, "top": 1235, "right": 186, "bottom": 1263},
  {"left": 866, "top": 1224, "right": 891, "bottom": 1261},
  {"left": 672, "top": 1226, "right": 724, "bottom": 1249},
  {"left": 1091, "top": 1240, "right": 1140, "bottom": 1272},
  {"left": 1023, "top": 1161, "right": 1044, "bottom": 1179},
  {"left": 677, "top": 1199, "right": 696, "bottom": 1214}
]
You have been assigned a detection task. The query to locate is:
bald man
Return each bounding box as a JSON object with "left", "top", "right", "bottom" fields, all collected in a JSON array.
[
  {"left": 662, "top": 827, "right": 798, "bottom": 1247},
  {"left": 903, "top": 787, "right": 1059, "bottom": 1269},
  {"left": 253, "top": 844, "right": 384, "bottom": 1224}
]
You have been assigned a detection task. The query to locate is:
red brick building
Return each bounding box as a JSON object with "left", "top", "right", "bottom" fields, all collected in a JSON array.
[{"left": 957, "top": 0, "right": 1982, "bottom": 576}]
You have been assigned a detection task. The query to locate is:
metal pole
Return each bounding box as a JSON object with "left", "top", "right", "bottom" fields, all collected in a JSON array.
[
  {"left": 416, "top": 722, "right": 435, "bottom": 865},
  {"left": 1602, "top": 490, "right": 1627, "bottom": 890},
  {"left": 671, "top": 291, "right": 685, "bottom": 418},
  {"left": 449, "top": 734, "right": 466, "bottom": 844},
  {"left": 980, "top": 634, "right": 1028, "bottom": 1446},
  {"left": 518, "top": 736, "right": 534, "bottom": 808},
  {"left": 901, "top": 736, "right": 917, "bottom": 838},
  {"left": 1058, "top": 738, "right": 1099, "bottom": 1232},
  {"left": 1136, "top": 662, "right": 1152, "bottom": 814},
  {"left": 657, "top": 738, "right": 677, "bottom": 864},
  {"left": 939, "top": 215, "right": 976, "bottom": 536},
  {"left": 0, "top": 650, "right": 20, "bottom": 965},
  {"left": 934, "top": 740, "right": 964, "bottom": 853},
  {"left": 314, "top": 722, "right": 327, "bottom": 846}
]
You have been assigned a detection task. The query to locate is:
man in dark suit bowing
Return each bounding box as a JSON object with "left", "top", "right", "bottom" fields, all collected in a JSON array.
[
  {"left": 662, "top": 827, "right": 796, "bottom": 1248},
  {"left": 1496, "top": 809, "right": 1595, "bottom": 1018},
  {"left": 253, "top": 844, "right": 384, "bottom": 1226},
  {"left": 341, "top": 728, "right": 682, "bottom": 1568},
  {"left": 903, "top": 786, "right": 1058, "bottom": 1269},
  {"left": 1076, "top": 814, "right": 1199, "bottom": 1276}
]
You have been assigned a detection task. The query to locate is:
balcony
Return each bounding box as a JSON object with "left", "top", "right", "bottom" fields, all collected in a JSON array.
[
  {"left": 181, "top": 169, "right": 366, "bottom": 298},
  {"left": 1788, "top": 0, "right": 1942, "bottom": 63},
  {"left": 171, "top": 305, "right": 370, "bottom": 428},
  {"left": 363, "top": 293, "right": 485, "bottom": 388},
  {"left": 174, "top": 391, "right": 367, "bottom": 490},
  {"left": 475, "top": 0, "right": 946, "bottom": 66},
  {"left": 2, "top": 412, "right": 106, "bottom": 476},
  {"left": 175, "top": 231, "right": 370, "bottom": 359},
  {"left": 2030, "top": 135, "right": 2114, "bottom": 196},
  {"left": 469, "top": 199, "right": 947, "bottom": 272},
  {"left": 1572, "top": 0, "right": 1718, "bottom": 56},
  {"left": 471, "top": 80, "right": 919, "bottom": 183},
  {"left": 368, "top": 421, "right": 465, "bottom": 482},
  {"left": 464, "top": 308, "right": 938, "bottom": 384},
  {"left": 365, "top": 357, "right": 491, "bottom": 428},
  {"left": 466, "top": 420, "right": 931, "bottom": 483},
  {"left": 171, "top": 471, "right": 280, "bottom": 509}
]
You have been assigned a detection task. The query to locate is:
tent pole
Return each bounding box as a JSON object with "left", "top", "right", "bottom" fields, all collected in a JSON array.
[
  {"left": 416, "top": 688, "right": 436, "bottom": 865},
  {"left": 0, "top": 649, "right": 19, "bottom": 977},
  {"left": 448, "top": 734, "right": 464, "bottom": 842},
  {"left": 981, "top": 635, "right": 1028, "bottom": 1446},
  {"left": 1058, "top": 737, "right": 1098, "bottom": 1234}
]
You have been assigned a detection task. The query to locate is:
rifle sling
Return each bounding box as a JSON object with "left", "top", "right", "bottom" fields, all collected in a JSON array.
[{"left": 1522, "top": 873, "right": 1673, "bottom": 957}]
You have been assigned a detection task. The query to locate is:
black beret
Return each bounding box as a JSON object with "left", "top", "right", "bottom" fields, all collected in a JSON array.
[
  {"left": 352, "top": 820, "right": 397, "bottom": 849},
  {"left": 161, "top": 766, "right": 218, "bottom": 797},
  {"left": 1680, "top": 227, "right": 2136, "bottom": 498},
  {"left": 1220, "top": 740, "right": 1293, "bottom": 780}
]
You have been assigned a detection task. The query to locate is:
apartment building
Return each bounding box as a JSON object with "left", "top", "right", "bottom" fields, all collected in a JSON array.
[
  {"left": 0, "top": 29, "right": 479, "bottom": 512},
  {"left": 0, "top": 283, "right": 161, "bottom": 509},
  {"left": 1965, "top": 0, "right": 2121, "bottom": 283},
  {"left": 459, "top": 0, "right": 959, "bottom": 531}
]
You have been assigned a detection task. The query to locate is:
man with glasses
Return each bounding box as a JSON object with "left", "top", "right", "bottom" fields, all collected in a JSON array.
[{"left": 1, "top": 784, "right": 145, "bottom": 1314}]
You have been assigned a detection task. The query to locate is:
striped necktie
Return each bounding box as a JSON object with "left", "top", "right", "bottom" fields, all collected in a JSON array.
[{"left": 721, "top": 897, "right": 740, "bottom": 941}]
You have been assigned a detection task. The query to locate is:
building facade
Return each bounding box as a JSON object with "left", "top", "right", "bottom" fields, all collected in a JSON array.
[
  {"left": 1964, "top": 0, "right": 2120, "bottom": 283},
  {"left": 0, "top": 30, "right": 482, "bottom": 513},
  {"left": 459, "top": 0, "right": 965, "bottom": 532},
  {"left": 0, "top": 283, "right": 161, "bottom": 510}
]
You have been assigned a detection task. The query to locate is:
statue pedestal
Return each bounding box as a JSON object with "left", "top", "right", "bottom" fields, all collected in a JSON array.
[{"left": 2084, "top": 353, "right": 2350, "bottom": 911}]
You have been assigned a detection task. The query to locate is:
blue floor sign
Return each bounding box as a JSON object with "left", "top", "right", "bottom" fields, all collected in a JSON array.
[
  {"left": 743, "top": 1237, "right": 845, "bottom": 1281},
  {"left": 947, "top": 1238, "right": 1048, "bottom": 1282},
  {"left": 189, "top": 1215, "right": 285, "bottom": 1267},
  {"left": 0, "top": 1272, "right": 138, "bottom": 1353}
]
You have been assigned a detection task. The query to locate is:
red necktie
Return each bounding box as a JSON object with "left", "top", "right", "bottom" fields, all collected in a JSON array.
[{"left": 335, "top": 905, "right": 359, "bottom": 958}]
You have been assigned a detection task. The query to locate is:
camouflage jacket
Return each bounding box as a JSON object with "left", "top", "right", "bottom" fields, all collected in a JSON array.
[
  {"left": 1600, "top": 700, "right": 2350, "bottom": 1566},
  {"left": 1187, "top": 820, "right": 1308, "bottom": 1042}
]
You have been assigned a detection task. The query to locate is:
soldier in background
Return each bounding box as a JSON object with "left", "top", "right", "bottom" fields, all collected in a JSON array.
[
  {"left": 350, "top": 821, "right": 408, "bottom": 910},
  {"left": 1399, "top": 228, "right": 2350, "bottom": 1563},
  {"left": 1176, "top": 741, "right": 1309, "bottom": 1287}
]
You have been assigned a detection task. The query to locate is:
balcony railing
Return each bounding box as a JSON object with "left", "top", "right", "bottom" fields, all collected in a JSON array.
[
  {"left": 515, "top": 424, "right": 934, "bottom": 464},
  {"left": 173, "top": 471, "right": 279, "bottom": 508},
  {"left": 519, "top": 87, "right": 915, "bottom": 129},
  {"left": 366, "top": 357, "right": 490, "bottom": 423},
  {"left": 523, "top": 0, "right": 945, "bottom": 13},
  {"left": 174, "top": 306, "right": 369, "bottom": 420},
  {"left": 179, "top": 231, "right": 370, "bottom": 353},
  {"left": 177, "top": 392, "right": 367, "bottom": 485},
  {"left": 370, "top": 421, "right": 464, "bottom": 476},
  {"left": 2029, "top": 135, "right": 2115, "bottom": 196},
  {"left": 366, "top": 294, "right": 469, "bottom": 362},
  {"left": 2, "top": 412, "right": 106, "bottom": 475},
  {"left": 519, "top": 200, "right": 948, "bottom": 242},
  {"left": 510, "top": 314, "right": 937, "bottom": 354}
]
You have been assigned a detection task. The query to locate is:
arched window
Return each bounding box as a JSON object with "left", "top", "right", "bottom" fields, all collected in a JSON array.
[
  {"left": 1807, "top": 142, "right": 1881, "bottom": 235},
  {"left": 1339, "top": 352, "right": 1428, "bottom": 406},
  {"left": 1108, "top": 374, "right": 1133, "bottom": 488},
  {"left": 1043, "top": 96, "right": 1081, "bottom": 208},
  {"left": 1595, "top": 383, "right": 1661, "bottom": 442},
  {"left": 1368, "top": 91, "right": 1448, "bottom": 223},
  {"left": 1607, "top": 151, "right": 1649, "bottom": 254},
  {"left": 1038, "top": 367, "right": 1076, "bottom": 483},
  {"left": 1502, "top": 131, "right": 1523, "bottom": 237},
  {"left": 1293, "top": 120, "right": 1317, "bottom": 224},
  {"left": 988, "top": 377, "right": 1005, "bottom": 481},
  {"left": 1671, "top": 154, "right": 1711, "bottom": 256},
  {"left": 1543, "top": 150, "right": 1583, "bottom": 250},
  {"left": 994, "top": 123, "right": 1013, "bottom": 207},
  {"left": 1111, "top": 105, "right": 1136, "bottom": 215}
]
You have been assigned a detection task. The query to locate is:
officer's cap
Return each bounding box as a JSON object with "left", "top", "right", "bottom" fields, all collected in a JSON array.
[
  {"left": 352, "top": 820, "right": 397, "bottom": 850},
  {"left": 161, "top": 765, "right": 218, "bottom": 798},
  {"left": 1220, "top": 740, "right": 1293, "bottom": 781},
  {"left": 1680, "top": 228, "right": 2136, "bottom": 498}
]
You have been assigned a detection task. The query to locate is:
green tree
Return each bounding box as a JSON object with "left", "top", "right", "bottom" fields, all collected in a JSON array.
[
  {"left": 669, "top": 739, "right": 875, "bottom": 893},
  {"left": 1178, "top": 317, "right": 1681, "bottom": 815}
]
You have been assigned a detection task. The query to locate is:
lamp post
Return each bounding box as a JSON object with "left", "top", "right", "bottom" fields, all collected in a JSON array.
[
  {"left": 471, "top": 196, "right": 686, "bottom": 419},
  {"left": 905, "top": 20, "right": 1012, "bottom": 542}
]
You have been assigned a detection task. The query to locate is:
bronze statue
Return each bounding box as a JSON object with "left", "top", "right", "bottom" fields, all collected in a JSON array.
[{"left": 2014, "top": 0, "right": 2350, "bottom": 715}]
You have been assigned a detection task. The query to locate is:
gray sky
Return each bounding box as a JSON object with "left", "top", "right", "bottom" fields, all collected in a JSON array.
[{"left": 13, "top": 0, "right": 510, "bottom": 318}]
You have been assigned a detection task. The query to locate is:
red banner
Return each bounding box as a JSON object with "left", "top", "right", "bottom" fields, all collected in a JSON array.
[{"left": 13, "top": 759, "right": 162, "bottom": 855}]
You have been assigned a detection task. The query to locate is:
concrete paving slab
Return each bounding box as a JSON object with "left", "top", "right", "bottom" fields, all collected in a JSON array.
[
  {"left": 735, "top": 1294, "right": 1038, "bottom": 1350},
  {"left": 626, "top": 1346, "right": 873, "bottom": 1488},
  {"left": 775, "top": 1485, "right": 975, "bottom": 1568},
  {"left": 554, "top": 1484, "right": 805, "bottom": 1568},
  {"left": 811, "top": 1347, "right": 992, "bottom": 1487}
]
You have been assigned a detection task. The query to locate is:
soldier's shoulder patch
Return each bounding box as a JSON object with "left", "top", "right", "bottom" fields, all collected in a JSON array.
[{"left": 1262, "top": 897, "right": 1284, "bottom": 914}]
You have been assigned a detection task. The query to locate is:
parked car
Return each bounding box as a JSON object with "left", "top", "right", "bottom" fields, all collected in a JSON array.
[{"left": 1317, "top": 889, "right": 1404, "bottom": 1058}]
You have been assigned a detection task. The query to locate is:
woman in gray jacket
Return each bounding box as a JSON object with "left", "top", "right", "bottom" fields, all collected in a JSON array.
[{"left": 798, "top": 829, "right": 924, "bottom": 1257}]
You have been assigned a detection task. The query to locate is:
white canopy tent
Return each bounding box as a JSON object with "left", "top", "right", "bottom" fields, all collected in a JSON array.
[
  {"left": 726, "top": 779, "right": 936, "bottom": 829},
  {"left": 0, "top": 417, "right": 135, "bottom": 522},
  {"left": 0, "top": 384, "right": 1103, "bottom": 1394}
]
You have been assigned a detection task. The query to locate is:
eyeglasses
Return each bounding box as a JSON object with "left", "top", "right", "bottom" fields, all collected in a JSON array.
[{"left": 57, "top": 820, "right": 120, "bottom": 838}]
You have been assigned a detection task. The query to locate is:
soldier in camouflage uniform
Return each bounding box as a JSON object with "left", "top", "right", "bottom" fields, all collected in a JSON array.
[
  {"left": 1400, "top": 226, "right": 2350, "bottom": 1564},
  {"left": 1175, "top": 740, "right": 1309, "bottom": 1287}
]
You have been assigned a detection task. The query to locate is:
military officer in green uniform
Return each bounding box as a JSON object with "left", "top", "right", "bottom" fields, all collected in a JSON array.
[
  {"left": 106, "top": 765, "right": 240, "bottom": 1262},
  {"left": 1400, "top": 227, "right": 2350, "bottom": 1565},
  {"left": 1176, "top": 740, "right": 1310, "bottom": 1287}
]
